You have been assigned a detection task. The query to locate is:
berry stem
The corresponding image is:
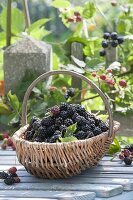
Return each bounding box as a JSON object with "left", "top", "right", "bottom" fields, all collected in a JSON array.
[{"left": 83, "top": 19, "right": 89, "bottom": 39}]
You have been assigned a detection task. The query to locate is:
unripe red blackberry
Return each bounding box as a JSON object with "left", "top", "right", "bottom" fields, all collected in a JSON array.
[
  {"left": 119, "top": 80, "right": 127, "bottom": 87},
  {"left": 100, "top": 74, "right": 106, "bottom": 80}
]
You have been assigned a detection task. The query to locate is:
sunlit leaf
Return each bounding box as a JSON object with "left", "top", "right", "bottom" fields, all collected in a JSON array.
[
  {"left": 64, "top": 123, "right": 77, "bottom": 137},
  {"left": 60, "top": 136, "right": 78, "bottom": 142},
  {"left": 0, "top": 102, "right": 11, "bottom": 114},
  {"left": 82, "top": 2, "right": 96, "bottom": 19},
  {"left": 28, "top": 18, "right": 50, "bottom": 33},
  {"left": 7, "top": 91, "right": 20, "bottom": 112},
  {"left": 51, "top": 0, "right": 70, "bottom": 8},
  {"left": 71, "top": 56, "right": 86, "bottom": 68}
]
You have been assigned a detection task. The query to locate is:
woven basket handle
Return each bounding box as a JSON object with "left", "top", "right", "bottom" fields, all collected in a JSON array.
[{"left": 22, "top": 70, "right": 113, "bottom": 137}]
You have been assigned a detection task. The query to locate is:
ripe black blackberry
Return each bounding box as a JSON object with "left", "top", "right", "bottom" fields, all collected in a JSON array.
[
  {"left": 41, "top": 116, "right": 54, "bottom": 126},
  {"left": 60, "top": 111, "right": 68, "bottom": 120},
  {"left": 74, "top": 130, "right": 86, "bottom": 140},
  {"left": 30, "top": 116, "right": 39, "bottom": 125},
  {"left": 60, "top": 102, "right": 68, "bottom": 111},
  {"left": 34, "top": 137, "right": 42, "bottom": 142},
  {"left": 103, "top": 32, "right": 110, "bottom": 39},
  {"left": 111, "top": 32, "right": 118, "bottom": 40},
  {"left": 67, "top": 104, "right": 76, "bottom": 116},
  {"left": 46, "top": 125, "right": 56, "bottom": 137},
  {"left": 25, "top": 130, "right": 35, "bottom": 141},
  {"left": 99, "top": 122, "right": 108, "bottom": 132},
  {"left": 95, "top": 118, "right": 102, "bottom": 126},
  {"left": 64, "top": 118, "right": 73, "bottom": 127},
  {"left": 32, "top": 121, "right": 41, "bottom": 130},
  {"left": 4, "top": 177, "right": 15, "bottom": 185},
  {"left": 99, "top": 50, "right": 106, "bottom": 56},
  {"left": 86, "top": 131, "right": 94, "bottom": 138},
  {"left": 59, "top": 125, "right": 67, "bottom": 136},
  {"left": 124, "top": 157, "right": 132, "bottom": 165},
  {"left": 50, "top": 105, "right": 60, "bottom": 116},
  {"left": 9, "top": 173, "right": 18, "bottom": 178},
  {"left": 90, "top": 123, "right": 95, "bottom": 130},
  {"left": 81, "top": 124, "right": 91, "bottom": 132},
  {"left": 49, "top": 133, "right": 61, "bottom": 143},
  {"left": 129, "top": 144, "right": 133, "bottom": 152},
  {"left": 37, "top": 126, "right": 47, "bottom": 139},
  {"left": 72, "top": 112, "right": 79, "bottom": 122},
  {"left": 102, "top": 40, "right": 108, "bottom": 48},
  {"left": 75, "top": 116, "right": 87, "bottom": 126},
  {"left": 55, "top": 117, "right": 63, "bottom": 126},
  {"left": 111, "top": 40, "right": 118, "bottom": 47},
  {"left": 0, "top": 171, "right": 8, "bottom": 179},
  {"left": 74, "top": 104, "right": 86, "bottom": 115},
  {"left": 64, "top": 93, "right": 69, "bottom": 100},
  {"left": 67, "top": 88, "right": 75, "bottom": 97},
  {"left": 117, "top": 36, "right": 124, "bottom": 44},
  {"left": 93, "top": 127, "right": 102, "bottom": 135}
]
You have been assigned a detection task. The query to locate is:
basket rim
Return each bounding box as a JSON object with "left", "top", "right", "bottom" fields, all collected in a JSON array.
[{"left": 12, "top": 121, "right": 120, "bottom": 147}]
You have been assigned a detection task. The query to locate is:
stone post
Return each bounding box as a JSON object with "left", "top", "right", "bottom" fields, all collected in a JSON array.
[{"left": 4, "top": 36, "right": 52, "bottom": 93}]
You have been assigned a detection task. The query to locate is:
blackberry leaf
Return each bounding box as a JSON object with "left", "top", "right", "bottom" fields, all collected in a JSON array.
[
  {"left": 60, "top": 136, "right": 78, "bottom": 143},
  {"left": 64, "top": 123, "right": 77, "bottom": 137}
]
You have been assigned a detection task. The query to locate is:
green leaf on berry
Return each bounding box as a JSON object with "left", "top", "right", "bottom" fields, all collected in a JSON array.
[
  {"left": 64, "top": 123, "right": 77, "bottom": 137},
  {"left": 97, "top": 114, "right": 108, "bottom": 122},
  {"left": 108, "top": 138, "right": 121, "bottom": 155},
  {"left": 51, "top": 0, "right": 70, "bottom": 8},
  {"left": 60, "top": 136, "right": 78, "bottom": 143},
  {"left": 82, "top": 2, "right": 95, "bottom": 19}
]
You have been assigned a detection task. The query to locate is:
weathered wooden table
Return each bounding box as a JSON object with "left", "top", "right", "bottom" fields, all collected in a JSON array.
[{"left": 1, "top": 146, "right": 133, "bottom": 200}]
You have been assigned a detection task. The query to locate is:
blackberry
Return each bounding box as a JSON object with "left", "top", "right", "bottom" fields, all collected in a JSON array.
[
  {"left": 38, "top": 126, "right": 47, "bottom": 139},
  {"left": 9, "top": 173, "right": 18, "bottom": 178},
  {"left": 55, "top": 117, "right": 63, "bottom": 126},
  {"left": 117, "top": 36, "right": 124, "bottom": 44},
  {"left": 25, "top": 130, "right": 35, "bottom": 141},
  {"left": 93, "top": 127, "right": 102, "bottom": 135},
  {"left": 46, "top": 125, "right": 56, "bottom": 137},
  {"left": 60, "top": 102, "right": 68, "bottom": 111},
  {"left": 50, "top": 105, "right": 60, "bottom": 116},
  {"left": 75, "top": 116, "right": 87, "bottom": 126},
  {"left": 81, "top": 124, "right": 91, "bottom": 132},
  {"left": 32, "top": 121, "right": 41, "bottom": 130},
  {"left": 124, "top": 145, "right": 131, "bottom": 151},
  {"left": 124, "top": 157, "right": 132, "bottom": 165},
  {"left": 86, "top": 131, "right": 94, "bottom": 138},
  {"left": 129, "top": 144, "right": 133, "bottom": 152},
  {"left": 4, "top": 177, "right": 15, "bottom": 185},
  {"left": 90, "top": 123, "right": 95, "bottom": 130},
  {"left": 103, "top": 32, "right": 110, "bottom": 39},
  {"left": 111, "top": 40, "right": 118, "bottom": 47},
  {"left": 99, "top": 122, "right": 108, "bottom": 132},
  {"left": 72, "top": 113, "right": 79, "bottom": 122},
  {"left": 74, "top": 104, "right": 85, "bottom": 115},
  {"left": 74, "top": 131, "right": 86, "bottom": 140},
  {"left": 0, "top": 171, "right": 8, "bottom": 179},
  {"left": 99, "top": 50, "right": 106, "bottom": 56},
  {"left": 34, "top": 137, "right": 42, "bottom": 142},
  {"left": 49, "top": 133, "right": 61, "bottom": 143},
  {"left": 64, "top": 118, "right": 73, "bottom": 127},
  {"left": 102, "top": 40, "right": 108, "bottom": 48},
  {"left": 67, "top": 88, "right": 75, "bottom": 97},
  {"left": 67, "top": 105, "right": 75, "bottom": 116},
  {"left": 60, "top": 111, "right": 68, "bottom": 120},
  {"left": 95, "top": 118, "right": 102, "bottom": 126},
  {"left": 111, "top": 32, "right": 118, "bottom": 40},
  {"left": 64, "top": 93, "right": 69, "bottom": 100},
  {"left": 30, "top": 116, "right": 39, "bottom": 125},
  {"left": 41, "top": 116, "right": 54, "bottom": 126},
  {"left": 59, "top": 125, "right": 67, "bottom": 136}
]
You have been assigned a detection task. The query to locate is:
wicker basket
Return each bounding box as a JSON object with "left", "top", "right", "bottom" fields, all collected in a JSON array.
[{"left": 12, "top": 70, "right": 120, "bottom": 179}]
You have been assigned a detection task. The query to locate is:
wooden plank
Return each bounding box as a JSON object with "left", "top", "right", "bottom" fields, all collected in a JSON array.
[
  {"left": 0, "top": 199, "right": 56, "bottom": 200},
  {"left": 7, "top": 176, "right": 132, "bottom": 191},
  {"left": 0, "top": 190, "right": 96, "bottom": 200},
  {"left": 0, "top": 183, "right": 123, "bottom": 198},
  {"left": 96, "top": 191, "right": 133, "bottom": 200},
  {"left": 0, "top": 151, "right": 16, "bottom": 156},
  {"left": 1, "top": 165, "right": 133, "bottom": 174}
]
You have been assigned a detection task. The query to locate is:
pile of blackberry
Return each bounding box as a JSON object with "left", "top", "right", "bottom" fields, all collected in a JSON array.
[
  {"left": 119, "top": 145, "right": 133, "bottom": 165},
  {"left": 100, "top": 32, "right": 124, "bottom": 56},
  {"left": 24, "top": 103, "right": 109, "bottom": 143}
]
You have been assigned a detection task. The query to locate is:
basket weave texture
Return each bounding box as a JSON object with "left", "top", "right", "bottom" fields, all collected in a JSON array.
[{"left": 12, "top": 70, "right": 120, "bottom": 179}]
